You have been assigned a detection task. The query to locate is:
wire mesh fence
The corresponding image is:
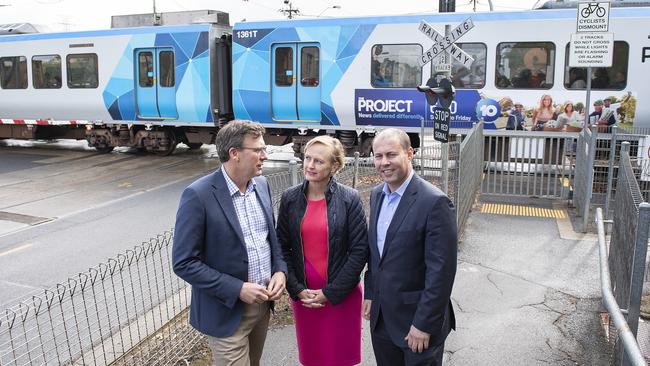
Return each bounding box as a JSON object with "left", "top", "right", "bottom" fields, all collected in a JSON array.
[
  {"left": 0, "top": 232, "right": 193, "bottom": 366},
  {"left": 0, "top": 125, "right": 486, "bottom": 366},
  {"left": 604, "top": 142, "right": 650, "bottom": 365}
]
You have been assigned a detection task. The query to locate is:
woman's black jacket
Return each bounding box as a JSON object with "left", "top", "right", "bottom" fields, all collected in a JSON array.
[{"left": 276, "top": 177, "right": 369, "bottom": 305}]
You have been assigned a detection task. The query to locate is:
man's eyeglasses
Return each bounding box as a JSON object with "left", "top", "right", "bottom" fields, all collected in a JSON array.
[{"left": 239, "top": 146, "right": 268, "bottom": 155}]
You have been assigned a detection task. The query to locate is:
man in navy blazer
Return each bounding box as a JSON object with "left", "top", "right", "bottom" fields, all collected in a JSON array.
[
  {"left": 172, "top": 121, "right": 287, "bottom": 366},
  {"left": 363, "top": 128, "right": 457, "bottom": 366}
]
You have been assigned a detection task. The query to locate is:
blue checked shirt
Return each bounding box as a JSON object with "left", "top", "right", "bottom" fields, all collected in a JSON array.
[{"left": 223, "top": 170, "right": 272, "bottom": 286}]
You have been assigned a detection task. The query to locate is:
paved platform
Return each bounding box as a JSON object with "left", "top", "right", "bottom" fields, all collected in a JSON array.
[{"left": 262, "top": 197, "right": 612, "bottom": 365}]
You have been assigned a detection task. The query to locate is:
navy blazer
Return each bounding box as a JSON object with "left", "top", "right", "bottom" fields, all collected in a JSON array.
[
  {"left": 364, "top": 174, "right": 457, "bottom": 347},
  {"left": 172, "top": 168, "right": 287, "bottom": 338}
]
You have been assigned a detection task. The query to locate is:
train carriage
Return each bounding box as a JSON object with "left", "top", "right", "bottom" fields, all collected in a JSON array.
[{"left": 0, "top": 3, "right": 649, "bottom": 155}]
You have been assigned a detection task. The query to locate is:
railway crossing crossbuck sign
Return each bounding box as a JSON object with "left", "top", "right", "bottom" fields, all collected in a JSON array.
[{"left": 417, "top": 18, "right": 475, "bottom": 68}]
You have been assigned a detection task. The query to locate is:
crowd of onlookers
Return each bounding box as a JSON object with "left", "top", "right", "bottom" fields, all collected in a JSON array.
[{"left": 502, "top": 94, "right": 625, "bottom": 133}]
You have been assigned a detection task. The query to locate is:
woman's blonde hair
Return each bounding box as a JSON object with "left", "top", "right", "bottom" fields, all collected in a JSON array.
[
  {"left": 538, "top": 94, "right": 554, "bottom": 113},
  {"left": 304, "top": 135, "right": 346, "bottom": 174}
]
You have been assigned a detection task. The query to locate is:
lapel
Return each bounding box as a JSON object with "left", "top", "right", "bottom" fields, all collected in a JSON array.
[
  {"left": 211, "top": 168, "right": 246, "bottom": 247},
  {"left": 369, "top": 185, "right": 384, "bottom": 259},
  {"left": 380, "top": 175, "right": 419, "bottom": 262},
  {"left": 252, "top": 177, "right": 275, "bottom": 233}
]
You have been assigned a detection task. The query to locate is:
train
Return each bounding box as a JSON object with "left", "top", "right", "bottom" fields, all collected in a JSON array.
[{"left": 0, "top": 2, "right": 649, "bottom": 155}]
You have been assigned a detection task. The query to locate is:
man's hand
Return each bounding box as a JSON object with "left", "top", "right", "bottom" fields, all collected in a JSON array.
[
  {"left": 239, "top": 283, "right": 269, "bottom": 304},
  {"left": 404, "top": 325, "right": 430, "bottom": 353},
  {"left": 266, "top": 272, "right": 286, "bottom": 301},
  {"left": 362, "top": 300, "right": 372, "bottom": 320},
  {"left": 301, "top": 289, "right": 327, "bottom": 308}
]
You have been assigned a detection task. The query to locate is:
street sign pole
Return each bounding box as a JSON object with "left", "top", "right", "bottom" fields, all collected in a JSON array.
[
  {"left": 417, "top": 17, "right": 474, "bottom": 143},
  {"left": 585, "top": 67, "right": 592, "bottom": 128}
]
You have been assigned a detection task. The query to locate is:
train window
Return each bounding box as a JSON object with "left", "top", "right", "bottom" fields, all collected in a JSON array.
[
  {"left": 371, "top": 44, "right": 422, "bottom": 88},
  {"left": 0, "top": 56, "right": 28, "bottom": 89},
  {"left": 495, "top": 42, "right": 555, "bottom": 89},
  {"left": 434, "top": 43, "right": 486, "bottom": 89},
  {"left": 275, "top": 47, "right": 293, "bottom": 86},
  {"left": 159, "top": 51, "right": 175, "bottom": 87},
  {"left": 32, "top": 55, "right": 62, "bottom": 89},
  {"left": 67, "top": 53, "right": 98, "bottom": 88},
  {"left": 138, "top": 52, "right": 154, "bottom": 87},
  {"left": 564, "top": 41, "right": 628, "bottom": 90},
  {"left": 300, "top": 47, "right": 319, "bottom": 87}
]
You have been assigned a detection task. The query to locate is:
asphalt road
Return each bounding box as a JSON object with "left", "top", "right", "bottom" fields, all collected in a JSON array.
[{"left": 0, "top": 139, "right": 294, "bottom": 307}]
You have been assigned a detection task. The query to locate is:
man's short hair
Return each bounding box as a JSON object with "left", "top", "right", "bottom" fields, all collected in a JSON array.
[
  {"left": 374, "top": 128, "right": 411, "bottom": 152},
  {"left": 216, "top": 120, "right": 265, "bottom": 162}
]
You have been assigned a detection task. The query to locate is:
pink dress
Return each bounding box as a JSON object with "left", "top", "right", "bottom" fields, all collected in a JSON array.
[{"left": 290, "top": 198, "right": 363, "bottom": 366}]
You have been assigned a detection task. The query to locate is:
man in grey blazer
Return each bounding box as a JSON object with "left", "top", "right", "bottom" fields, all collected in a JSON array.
[
  {"left": 172, "top": 120, "right": 287, "bottom": 366},
  {"left": 363, "top": 128, "right": 457, "bottom": 366}
]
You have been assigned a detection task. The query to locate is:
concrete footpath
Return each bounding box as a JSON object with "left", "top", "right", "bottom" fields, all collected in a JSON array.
[{"left": 261, "top": 197, "right": 612, "bottom": 365}]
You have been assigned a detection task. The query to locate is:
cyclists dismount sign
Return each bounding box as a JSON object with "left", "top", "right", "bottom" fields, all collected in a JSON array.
[{"left": 576, "top": 1, "right": 610, "bottom": 32}]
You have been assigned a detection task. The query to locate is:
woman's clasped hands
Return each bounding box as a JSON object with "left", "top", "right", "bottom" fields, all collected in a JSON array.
[{"left": 298, "top": 289, "right": 328, "bottom": 308}]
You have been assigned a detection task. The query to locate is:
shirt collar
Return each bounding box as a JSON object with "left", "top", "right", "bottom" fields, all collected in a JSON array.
[
  {"left": 382, "top": 170, "right": 414, "bottom": 197},
  {"left": 222, "top": 167, "right": 255, "bottom": 196}
]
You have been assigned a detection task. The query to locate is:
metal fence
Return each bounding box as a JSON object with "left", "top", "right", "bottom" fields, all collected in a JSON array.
[
  {"left": 456, "top": 122, "right": 484, "bottom": 234},
  {"left": 481, "top": 130, "right": 574, "bottom": 199},
  {"left": 601, "top": 142, "right": 650, "bottom": 365},
  {"left": 0, "top": 232, "right": 196, "bottom": 366},
  {"left": 573, "top": 125, "right": 598, "bottom": 231},
  {"left": 0, "top": 124, "right": 486, "bottom": 365}
]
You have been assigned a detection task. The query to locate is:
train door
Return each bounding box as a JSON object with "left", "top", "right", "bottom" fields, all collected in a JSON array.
[
  {"left": 135, "top": 47, "right": 178, "bottom": 119},
  {"left": 271, "top": 43, "right": 321, "bottom": 122}
]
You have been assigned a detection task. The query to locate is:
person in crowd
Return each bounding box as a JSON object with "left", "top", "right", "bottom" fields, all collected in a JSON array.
[
  {"left": 569, "top": 68, "right": 586, "bottom": 89},
  {"left": 172, "top": 120, "right": 287, "bottom": 366},
  {"left": 591, "top": 68, "right": 610, "bottom": 89},
  {"left": 512, "top": 68, "right": 532, "bottom": 88},
  {"left": 363, "top": 128, "right": 457, "bottom": 366},
  {"left": 277, "top": 135, "right": 368, "bottom": 366},
  {"left": 532, "top": 94, "right": 555, "bottom": 131},
  {"left": 506, "top": 102, "right": 526, "bottom": 131},
  {"left": 373, "top": 62, "right": 392, "bottom": 87},
  {"left": 589, "top": 99, "right": 616, "bottom": 133},
  {"left": 546, "top": 101, "right": 577, "bottom": 131},
  {"left": 611, "top": 71, "right": 626, "bottom": 89},
  {"left": 603, "top": 97, "right": 620, "bottom": 124}
]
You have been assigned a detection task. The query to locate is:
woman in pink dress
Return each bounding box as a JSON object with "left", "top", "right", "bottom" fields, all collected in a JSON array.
[{"left": 277, "top": 135, "right": 369, "bottom": 366}]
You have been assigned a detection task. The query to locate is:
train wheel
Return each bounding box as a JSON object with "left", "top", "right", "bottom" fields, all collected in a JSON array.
[
  {"left": 154, "top": 130, "right": 177, "bottom": 156},
  {"left": 360, "top": 136, "right": 374, "bottom": 157},
  {"left": 95, "top": 146, "right": 114, "bottom": 154}
]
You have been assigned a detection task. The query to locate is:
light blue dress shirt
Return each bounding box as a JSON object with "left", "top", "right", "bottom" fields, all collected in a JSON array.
[{"left": 376, "top": 170, "right": 415, "bottom": 257}]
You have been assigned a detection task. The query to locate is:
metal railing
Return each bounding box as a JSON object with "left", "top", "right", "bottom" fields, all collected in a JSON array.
[
  {"left": 456, "top": 122, "right": 484, "bottom": 234},
  {"left": 481, "top": 130, "right": 575, "bottom": 199},
  {"left": 596, "top": 208, "right": 647, "bottom": 366},
  {"left": 604, "top": 141, "right": 650, "bottom": 365},
  {"left": 573, "top": 125, "right": 598, "bottom": 231}
]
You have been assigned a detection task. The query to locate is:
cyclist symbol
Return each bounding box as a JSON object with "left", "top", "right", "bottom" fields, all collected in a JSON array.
[{"left": 581, "top": 2, "right": 606, "bottom": 18}]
